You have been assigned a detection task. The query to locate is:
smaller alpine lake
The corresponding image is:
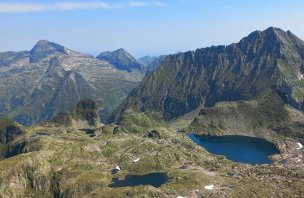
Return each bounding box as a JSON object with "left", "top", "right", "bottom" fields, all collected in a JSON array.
[
  {"left": 188, "top": 134, "right": 280, "bottom": 164},
  {"left": 109, "top": 173, "right": 169, "bottom": 188}
]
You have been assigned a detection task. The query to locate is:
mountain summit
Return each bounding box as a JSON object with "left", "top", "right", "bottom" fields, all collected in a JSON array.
[
  {"left": 113, "top": 27, "right": 304, "bottom": 121},
  {"left": 96, "top": 48, "right": 145, "bottom": 72},
  {"left": 237, "top": 27, "right": 304, "bottom": 57},
  {"left": 29, "top": 40, "right": 68, "bottom": 62}
]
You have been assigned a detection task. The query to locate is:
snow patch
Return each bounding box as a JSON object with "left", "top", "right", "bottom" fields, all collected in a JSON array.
[
  {"left": 115, "top": 166, "right": 121, "bottom": 171},
  {"left": 297, "top": 143, "right": 303, "bottom": 150},
  {"left": 204, "top": 184, "right": 214, "bottom": 190},
  {"left": 133, "top": 158, "right": 140, "bottom": 163},
  {"left": 176, "top": 196, "right": 187, "bottom": 198}
]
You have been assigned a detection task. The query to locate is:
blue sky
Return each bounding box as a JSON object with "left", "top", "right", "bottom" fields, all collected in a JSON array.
[{"left": 0, "top": 0, "right": 304, "bottom": 58}]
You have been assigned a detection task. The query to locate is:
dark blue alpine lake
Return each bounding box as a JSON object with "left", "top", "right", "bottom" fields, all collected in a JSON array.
[
  {"left": 188, "top": 134, "right": 280, "bottom": 164},
  {"left": 109, "top": 173, "right": 168, "bottom": 188}
]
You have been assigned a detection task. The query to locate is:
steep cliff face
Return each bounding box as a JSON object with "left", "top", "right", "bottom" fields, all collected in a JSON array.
[{"left": 114, "top": 27, "right": 304, "bottom": 121}]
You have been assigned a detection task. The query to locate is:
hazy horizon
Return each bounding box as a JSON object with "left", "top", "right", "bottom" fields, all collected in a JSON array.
[{"left": 1, "top": 0, "right": 304, "bottom": 58}]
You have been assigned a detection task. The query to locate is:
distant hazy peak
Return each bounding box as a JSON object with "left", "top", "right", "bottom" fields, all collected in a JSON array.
[
  {"left": 30, "top": 40, "right": 66, "bottom": 53},
  {"left": 99, "top": 48, "right": 135, "bottom": 60},
  {"left": 29, "top": 40, "right": 67, "bottom": 63},
  {"left": 97, "top": 48, "right": 144, "bottom": 72}
]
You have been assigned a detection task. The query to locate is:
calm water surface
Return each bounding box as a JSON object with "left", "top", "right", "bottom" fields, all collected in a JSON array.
[
  {"left": 188, "top": 134, "right": 280, "bottom": 164},
  {"left": 109, "top": 173, "right": 168, "bottom": 188}
]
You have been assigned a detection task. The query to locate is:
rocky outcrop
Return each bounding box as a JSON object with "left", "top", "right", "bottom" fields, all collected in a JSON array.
[
  {"left": 144, "top": 130, "right": 161, "bottom": 139},
  {"left": 0, "top": 118, "right": 23, "bottom": 144},
  {"left": 74, "top": 98, "right": 100, "bottom": 126},
  {"left": 52, "top": 98, "right": 100, "bottom": 128}
]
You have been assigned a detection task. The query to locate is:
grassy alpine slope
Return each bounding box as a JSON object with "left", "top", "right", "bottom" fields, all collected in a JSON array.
[{"left": 0, "top": 106, "right": 303, "bottom": 197}]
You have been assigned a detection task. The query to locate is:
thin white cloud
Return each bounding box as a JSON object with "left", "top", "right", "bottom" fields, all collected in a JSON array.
[
  {"left": 0, "top": 3, "right": 47, "bottom": 13},
  {"left": 56, "top": 2, "right": 122, "bottom": 10},
  {"left": 0, "top": 1, "right": 167, "bottom": 13}
]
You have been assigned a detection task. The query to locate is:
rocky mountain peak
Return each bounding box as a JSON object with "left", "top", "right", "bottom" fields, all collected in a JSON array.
[
  {"left": 97, "top": 48, "right": 144, "bottom": 72},
  {"left": 237, "top": 27, "right": 304, "bottom": 57},
  {"left": 29, "top": 40, "right": 67, "bottom": 62}
]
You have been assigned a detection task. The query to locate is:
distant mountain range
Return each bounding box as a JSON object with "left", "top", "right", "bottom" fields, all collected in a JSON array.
[
  {"left": 96, "top": 49, "right": 166, "bottom": 74},
  {"left": 3, "top": 27, "right": 304, "bottom": 130},
  {"left": 114, "top": 27, "right": 304, "bottom": 124},
  {"left": 0, "top": 40, "right": 148, "bottom": 125}
]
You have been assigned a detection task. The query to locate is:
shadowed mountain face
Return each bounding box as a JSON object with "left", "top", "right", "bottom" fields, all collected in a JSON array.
[
  {"left": 52, "top": 98, "right": 100, "bottom": 128},
  {"left": 114, "top": 27, "right": 304, "bottom": 121},
  {"left": 97, "top": 48, "right": 145, "bottom": 72},
  {"left": 0, "top": 41, "right": 143, "bottom": 125}
]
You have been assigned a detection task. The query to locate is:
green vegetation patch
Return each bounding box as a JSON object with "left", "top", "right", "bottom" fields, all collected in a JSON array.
[
  {"left": 0, "top": 118, "right": 13, "bottom": 130},
  {"left": 278, "top": 60, "right": 294, "bottom": 77},
  {"left": 293, "top": 88, "right": 304, "bottom": 101}
]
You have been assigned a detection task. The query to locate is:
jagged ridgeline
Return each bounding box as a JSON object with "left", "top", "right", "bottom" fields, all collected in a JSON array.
[
  {"left": 113, "top": 27, "right": 304, "bottom": 122},
  {"left": 0, "top": 40, "right": 144, "bottom": 126}
]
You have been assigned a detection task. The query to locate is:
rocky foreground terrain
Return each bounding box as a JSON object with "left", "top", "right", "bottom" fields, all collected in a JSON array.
[{"left": 0, "top": 99, "right": 303, "bottom": 197}]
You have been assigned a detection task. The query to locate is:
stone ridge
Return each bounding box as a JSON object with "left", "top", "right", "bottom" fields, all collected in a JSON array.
[{"left": 113, "top": 27, "right": 304, "bottom": 121}]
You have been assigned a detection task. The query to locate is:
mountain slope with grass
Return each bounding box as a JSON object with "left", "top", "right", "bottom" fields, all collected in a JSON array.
[
  {"left": 114, "top": 27, "right": 304, "bottom": 123},
  {"left": 0, "top": 99, "right": 303, "bottom": 197}
]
